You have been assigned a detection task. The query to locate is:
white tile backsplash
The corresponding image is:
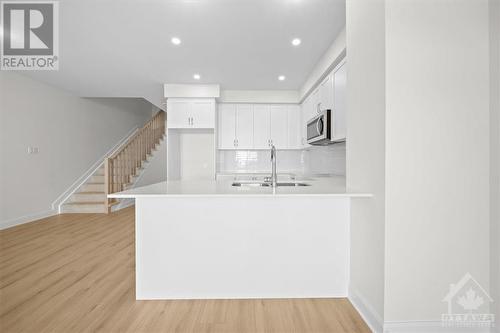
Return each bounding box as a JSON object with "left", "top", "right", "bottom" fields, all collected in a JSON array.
[
  {"left": 305, "top": 143, "right": 346, "bottom": 176},
  {"left": 218, "top": 150, "right": 305, "bottom": 174},
  {"left": 217, "top": 142, "right": 346, "bottom": 176}
]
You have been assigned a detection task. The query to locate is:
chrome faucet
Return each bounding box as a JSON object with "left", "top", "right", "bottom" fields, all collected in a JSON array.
[{"left": 270, "top": 144, "right": 277, "bottom": 188}]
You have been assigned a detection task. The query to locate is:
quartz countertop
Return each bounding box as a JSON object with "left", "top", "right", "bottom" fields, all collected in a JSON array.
[{"left": 108, "top": 176, "right": 372, "bottom": 198}]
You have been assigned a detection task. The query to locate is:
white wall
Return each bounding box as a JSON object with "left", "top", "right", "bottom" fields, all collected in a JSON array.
[
  {"left": 490, "top": 0, "right": 500, "bottom": 329},
  {"left": 346, "top": 0, "right": 386, "bottom": 330},
  {"left": 180, "top": 130, "right": 215, "bottom": 180},
  {"left": 0, "top": 72, "right": 152, "bottom": 228},
  {"left": 167, "top": 129, "right": 215, "bottom": 180},
  {"left": 384, "top": 0, "right": 490, "bottom": 323}
]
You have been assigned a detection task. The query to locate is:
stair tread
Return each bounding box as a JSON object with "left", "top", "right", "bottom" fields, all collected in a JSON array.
[{"left": 64, "top": 202, "right": 105, "bottom": 206}]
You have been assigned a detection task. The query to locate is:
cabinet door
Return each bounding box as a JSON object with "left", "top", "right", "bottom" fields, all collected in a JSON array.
[
  {"left": 191, "top": 100, "right": 215, "bottom": 128},
  {"left": 311, "top": 88, "right": 321, "bottom": 115},
  {"left": 218, "top": 104, "right": 236, "bottom": 149},
  {"left": 300, "top": 97, "right": 311, "bottom": 148},
  {"left": 235, "top": 105, "right": 253, "bottom": 149},
  {"left": 287, "top": 105, "right": 301, "bottom": 149},
  {"left": 319, "top": 74, "right": 334, "bottom": 111},
  {"left": 253, "top": 105, "right": 271, "bottom": 149},
  {"left": 167, "top": 99, "right": 190, "bottom": 128},
  {"left": 270, "top": 105, "right": 288, "bottom": 149},
  {"left": 332, "top": 61, "right": 347, "bottom": 141}
]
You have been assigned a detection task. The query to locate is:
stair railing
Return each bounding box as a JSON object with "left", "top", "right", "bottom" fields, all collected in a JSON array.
[{"left": 104, "top": 111, "right": 165, "bottom": 212}]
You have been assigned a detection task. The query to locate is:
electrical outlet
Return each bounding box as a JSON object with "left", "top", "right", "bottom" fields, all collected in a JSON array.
[{"left": 27, "top": 146, "right": 39, "bottom": 154}]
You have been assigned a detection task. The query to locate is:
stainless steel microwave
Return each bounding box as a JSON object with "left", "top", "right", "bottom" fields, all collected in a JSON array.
[{"left": 307, "top": 110, "right": 332, "bottom": 145}]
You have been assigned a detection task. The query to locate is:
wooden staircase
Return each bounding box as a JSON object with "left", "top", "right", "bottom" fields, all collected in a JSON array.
[{"left": 61, "top": 111, "right": 166, "bottom": 214}]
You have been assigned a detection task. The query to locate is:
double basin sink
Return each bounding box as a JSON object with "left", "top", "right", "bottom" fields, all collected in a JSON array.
[{"left": 232, "top": 181, "right": 310, "bottom": 187}]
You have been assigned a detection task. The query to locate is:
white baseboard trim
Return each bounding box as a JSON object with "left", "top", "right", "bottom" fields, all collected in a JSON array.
[
  {"left": 349, "top": 287, "right": 384, "bottom": 333},
  {"left": 51, "top": 126, "right": 139, "bottom": 213},
  {"left": 0, "top": 209, "right": 57, "bottom": 230},
  {"left": 349, "top": 287, "right": 495, "bottom": 333},
  {"left": 383, "top": 320, "right": 494, "bottom": 333}
]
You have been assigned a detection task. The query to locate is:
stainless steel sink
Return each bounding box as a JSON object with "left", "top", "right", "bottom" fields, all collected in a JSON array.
[
  {"left": 232, "top": 182, "right": 271, "bottom": 187},
  {"left": 232, "top": 181, "right": 310, "bottom": 187},
  {"left": 275, "top": 182, "right": 310, "bottom": 187}
]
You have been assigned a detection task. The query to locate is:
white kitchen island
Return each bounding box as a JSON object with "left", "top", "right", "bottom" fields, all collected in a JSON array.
[{"left": 109, "top": 177, "right": 370, "bottom": 300}]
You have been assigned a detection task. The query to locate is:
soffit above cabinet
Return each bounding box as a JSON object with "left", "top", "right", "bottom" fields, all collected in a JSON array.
[{"left": 164, "top": 84, "right": 221, "bottom": 98}]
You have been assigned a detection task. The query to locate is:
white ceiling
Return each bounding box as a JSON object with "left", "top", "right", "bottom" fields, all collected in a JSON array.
[{"left": 22, "top": 0, "right": 346, "bottom": 106}]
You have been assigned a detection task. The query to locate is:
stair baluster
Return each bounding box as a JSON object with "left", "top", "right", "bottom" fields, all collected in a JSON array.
[{"left": 104, "top": 111, "right": 166, "bottom": 213}]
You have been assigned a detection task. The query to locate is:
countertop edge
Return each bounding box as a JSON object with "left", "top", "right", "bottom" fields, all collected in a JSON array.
[{"left": 108, "top": 193, "right": 373, "bottom": 199}]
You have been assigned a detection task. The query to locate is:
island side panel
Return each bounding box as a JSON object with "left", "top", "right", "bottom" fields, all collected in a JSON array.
[{"left": 135, "top": 196, "right": 350, "bottom": 300}]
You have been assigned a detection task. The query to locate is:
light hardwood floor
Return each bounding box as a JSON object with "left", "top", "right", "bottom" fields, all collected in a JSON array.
[{"left": 0, "top": 207, "right": 370, "bottom": 333}]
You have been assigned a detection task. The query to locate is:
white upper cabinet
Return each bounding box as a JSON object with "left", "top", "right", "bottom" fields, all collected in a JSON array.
[
  {"left": 300, "top": 96, "right": 312, "bottom": 148},
  {"left": 235, "top": 105, "right": 254, "bottom": 149},
  {"left": 319, "top": 74, "right": 334, "bottom": 111},
  {"left": 167, "top": 98, "right": 215, "bottom": 129},
  {"left": 298, "top": 58, "right": 347, "bottom": 145},
  {"left": 269, "top": 105, "right": 288, "bottom": 148},
  {"left": 287, "top": 105, "right": 301, "bottom": 149},
  {"left": 253, "top": 105, "right": 271, "bottom": 149},
  {"left": 191, "top": 100, "right": 215, "bottom": 128},
  {"left": 218, "top": 104, "right": 237, "bottom": 149},
  {"left": 167, "top": 100, "right": 191, "bottom": 128},
  {"left": 332, "top": 61, "right": 347, "bottom": 142},
  {"left": 218, "top": 104, "right": 299, "bottom": 150},
  {"left": 311, "top": 88, "right": 321, "bottom": 115},
  {"left": 218, "top": 104, "right": 254, "bottom": 149}
]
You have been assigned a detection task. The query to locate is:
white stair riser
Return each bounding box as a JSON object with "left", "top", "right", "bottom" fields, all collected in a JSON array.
[
  {"left": 95, "top": 168, "right": 105, "bottom": 176},
  {"left": 90, "top": 175, "right": 104, "bottom": 183},
  {"left": 70, "top": 193, "right": 105, "bottom": 202},
  {"left": 81, "top": 183, "right": 104, "bottom": 192},
  {"left": 61, "top": 204, "right": 107, "bottom": 214}
]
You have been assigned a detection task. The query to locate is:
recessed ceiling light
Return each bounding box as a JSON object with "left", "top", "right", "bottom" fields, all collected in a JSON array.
[
  {"left": 171, "top": 37, "right": 181, "bottom": 45},
  {"left": 193, "top": 74, "right": 201, "bottom": 80},
  {"left": 291, "top": 38, "right": 301, "bottom": 46},
  {"left": 278, "top": 75, "right": 286, "bottom": 81}
]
